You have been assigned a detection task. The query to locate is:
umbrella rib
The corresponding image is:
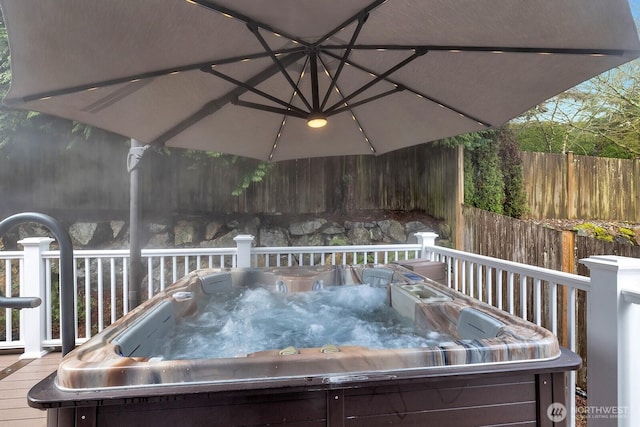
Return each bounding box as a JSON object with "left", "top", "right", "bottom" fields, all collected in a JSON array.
[
  {"left": 313, "top": 0, "right": 387, "bottom": 47},
  {"left": 232, "top": 99, "right": 307, "bottom": 119},
  {"left": 268, "top": 61, "right": 309, "bottom": 161},
  {"left": 318, "top": 58, "right": 376, "bottom": 154},
  {"left": 246, "top": 22, "right": 313, "bottom": 112},
  {"left": 324, "top": 44, "right": 639, "bottom": 57},
  {"left": 187, "top": 0, "right": 311, "bottom": 47},
  {"left": 321, "top": 50, "right": 493, "bottom": 127},
  {"left": 326, "top": 87, "right": 405, "bottom": 117},
  {"left": 202, "top": 66, "right": 308, "bottom": 115},
  {"left": 152, "top": 51, "right": 306, "bottom": 145},
  {"left": 8, "top": 48, "right": 305, "bottom": 105},
  {"left": 324, "top": 48, "right": 428, "bottom": 114},
  {"left": 319, "top": 12, "right": 368, "bottom": 111}
]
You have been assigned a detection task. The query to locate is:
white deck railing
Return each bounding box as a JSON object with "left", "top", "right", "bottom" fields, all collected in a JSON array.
[{"left": 1, "top": 232, "right": 639, "bottom": 426}]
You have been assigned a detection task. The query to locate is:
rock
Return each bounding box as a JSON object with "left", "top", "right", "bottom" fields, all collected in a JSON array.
[
  {"left": 633, "top": 226, "right": 640, "bottom": 245},
  {"left": 18, "top": 223, "right": 52, "bottom": 240},
  {"left": 110, "top": 221, "right": 125, "bottom": 239},
  {"left": 69, "top": 222, "right": 111, "bottom": 247},
  {"left": 369, "top": 227, "right": 384, "bottom": 242},
  {"left": 438, "top": 222, "right": 452, "bottom": 240},
  {"left": 204, "top": 221, "right": 224, "bottom": 240},
  {"left": 289, "top": 219, "right": 327, "bottom": 236},
  {"left": 147, "top": 232, "right": 171, "bottom": 248},
  {"left": 347, "top": 226, "right": 371, "bottom": 245},
  {"left": 615, "top": 235, "right": 632, "bottom": 245},
  {"left": 242, "top": 216, "right": 261, "bottom": 236},
  {"left": 325, "top": 234, "right": 349, "bottom": 246},
  {"left": 148, "top": 222, "right": 167, "bottom": 233},
  {"left": 406, "top": 221, "right": 430, "bottom": 234},
  {"left": 344, "top": 221, "right": 363, "bottom": 230},
  {"left": 377, "top": 219, "right": 406, "bottom": 243},
  {"left": 174, "top": 221, "right": 199, "bottom": 246},
  {"left": 321, "top": 222, "right": 345, "bottom": 235},
  {"left": 259, "top": 227, "right": 289, "bottom": 247},
  {"left": 292, "top": 233, "right": 324, "bottom": 247},
  {"left": 211, "top": 230, "right": 240, "bottom": 248}
]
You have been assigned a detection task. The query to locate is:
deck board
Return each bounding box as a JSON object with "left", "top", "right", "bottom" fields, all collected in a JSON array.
[{"left": 0, "top": 352, "right": 61, "bottom": 427}]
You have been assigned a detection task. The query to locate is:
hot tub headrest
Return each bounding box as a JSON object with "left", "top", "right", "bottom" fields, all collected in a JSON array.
[
  {"left": 112, "top": 300, "right": 175, "bottom": 357},
  {"left": 199, "top": 272, "right": 233, "bottom": 294},
  {"left": 362, "top": 267, "right": 394, "bottom": 286},
  {"left": 457, "top": 308, "right": 505, "bottom": 340}
]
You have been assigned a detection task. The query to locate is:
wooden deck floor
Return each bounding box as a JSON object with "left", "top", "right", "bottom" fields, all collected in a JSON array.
[{"left": 0, "top": 352, "right": 61, "bottom": 427}]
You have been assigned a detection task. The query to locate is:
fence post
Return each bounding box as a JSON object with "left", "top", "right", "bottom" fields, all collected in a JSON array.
[
  {"left": 580, "top": 255, "right": 640, "bottom": 427},
  {"left": 414, "top": 232, "right": 438, "bottom": 259},
  {"left": 234, "top": 235, "right": 254, "bottom": 268},
  {"left": 18, "top": 237, "right": 54, "bottom": 359}
]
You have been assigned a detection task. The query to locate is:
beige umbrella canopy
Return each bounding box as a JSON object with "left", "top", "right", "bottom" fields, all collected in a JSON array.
[{"left": 1, "top": 0, "right": 639, "bottom": 162}]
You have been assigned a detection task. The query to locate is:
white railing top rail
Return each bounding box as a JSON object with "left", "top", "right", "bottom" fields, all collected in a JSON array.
[
  {"left": 622, "top": 289, "right": 640, "bottom": 305},
  {"left": 252, "top": 243, "right": 422, "bottom": 254},
  {"left": 38, "top": 247, "right": 238, "bottom": 259},
  {"left": 425, "top": 244, "right": 591, "bottom": 291},
  {"left": 0, "top": 250, "right": 23, "bottom": 259}
]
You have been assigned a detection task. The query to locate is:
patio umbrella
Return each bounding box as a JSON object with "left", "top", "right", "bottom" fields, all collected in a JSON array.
[
  {"left": 0, "top": 0, "right": 639, "bottom": 162},
  {"left": 1, "top": 0, "right": 639, "bottom": 311}
]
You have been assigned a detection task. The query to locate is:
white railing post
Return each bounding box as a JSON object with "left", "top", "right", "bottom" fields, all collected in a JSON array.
[
  {"left": 580, "top": 255, "right": 640, "bottom": 427},
  {"left": 234, "top": 235, "right": 254, "bottom": 268},
  {"left": 414, "top": 232, "right": 438, "bottom": 258},
  {"left": 18, "top": 237, "right": 54, "bottom": 359}
]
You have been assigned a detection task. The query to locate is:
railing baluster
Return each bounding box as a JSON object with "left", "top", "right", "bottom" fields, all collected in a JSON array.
[
  {"left": 520, "top": 275, "right": 528, "bottom": 321},
  {"left": 97, "top": 258, "right": 104, "bottom": 332},
  {"left": 567, "top": 286, "right": 577, "bottom": 425},
  {"left": 160, "top": 256, "right": 166, "bottom": 291},
  {"left": 496, "top": 268, "right": 503, "bottom": 311},
  {"left": 533, "top": 278, "right": 542, "bottom": 326},
  {"left": 549, "top": 282, "right": 558, "bottom": 336},
  {"left": 468, "top": 262, "right": 475, "bottom": 299},
  {"left": 73, "top": 260, "right": 79, "bottom": 339},
  {"left": 507, "top": 271, "right": 515, "bottom": 315},
  {"left": 147, "top": 257, "right": 154, "bottom": 300},
  {"left": 460, "top": 261, "right": 468, "bottom": 294},
  {"left": 172, "top": 256, "right": 178, "bottom": 282},
  {"left": 84, "top": 257, "right": 91, "bottom": 339},
  {"left": 476, "top": 263, "right": 483, "bottom": 302},
  {"left": 4, "top": 259, "right": 12, "bottom": 342},
  {"left": 123, "top": 260, "right": 129, "bottom": 315},
  {"left": 110, "top": 258, "right": 116, "bottom": 325},
  {"left": 45, "top": 259, "right": 53, "bottom": 340}
]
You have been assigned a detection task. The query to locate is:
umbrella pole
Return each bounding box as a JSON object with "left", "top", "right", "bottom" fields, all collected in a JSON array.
[{"left": 127, "top": 139, "right": 148, "bottom": 309}]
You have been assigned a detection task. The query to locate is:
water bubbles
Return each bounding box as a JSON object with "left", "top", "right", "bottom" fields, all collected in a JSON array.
[{"left": 153, "top": 285, "right": 444, "bottom": 360}]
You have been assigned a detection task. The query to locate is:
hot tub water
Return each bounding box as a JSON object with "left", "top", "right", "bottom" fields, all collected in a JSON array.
[{"left": 152, "top": 284, "right": 446, "bottom": 360}]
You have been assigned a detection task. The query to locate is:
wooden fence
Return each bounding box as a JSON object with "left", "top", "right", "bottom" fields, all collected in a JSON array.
[
  {"left": 0, "top": 133, "right": 460, "bottom": 226},
  {"left": 462, "top": 206, "right": 640, "bottom": 388},
  {"left": 522, "top": 151, "right": 640, "bottom": 221}
]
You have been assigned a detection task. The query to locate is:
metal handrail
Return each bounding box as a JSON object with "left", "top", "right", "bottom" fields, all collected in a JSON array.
[{"left": 0, "top": 212, "right": 75, "bottom": 355}]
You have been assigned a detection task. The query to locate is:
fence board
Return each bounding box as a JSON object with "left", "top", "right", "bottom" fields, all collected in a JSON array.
[{"left": 522, "top": 151, "right": 640, "bottom": 221}]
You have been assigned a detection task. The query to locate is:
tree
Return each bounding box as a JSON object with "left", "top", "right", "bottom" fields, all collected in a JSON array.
[{"left": 512, "top": 59, "right": 640, "bottom": 159}]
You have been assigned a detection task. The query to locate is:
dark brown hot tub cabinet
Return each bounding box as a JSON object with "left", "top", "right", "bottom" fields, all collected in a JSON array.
[{"left": 30, "top": 348, "right": 579, "bottom": 427}]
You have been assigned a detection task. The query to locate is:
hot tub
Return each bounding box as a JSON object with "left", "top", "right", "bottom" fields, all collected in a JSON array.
[{"left": 29, "top": 264, "right": 579, "bottom": 426}]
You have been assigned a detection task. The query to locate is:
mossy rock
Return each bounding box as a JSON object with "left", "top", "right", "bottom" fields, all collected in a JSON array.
[{"left": 573, "top": 223, "right": 614, "bottom": 242}]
